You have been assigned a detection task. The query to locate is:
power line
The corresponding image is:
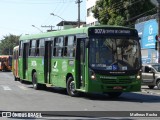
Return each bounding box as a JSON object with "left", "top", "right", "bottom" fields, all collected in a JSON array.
[
  {"left": 112, "top": 0, "right": 142, "bottom": 11},
  {"left": 111, "top": 1, "right": 123, "bottom": 9},
  {"left": 58, "top": 1, "right": 72, "bottom": 20},
  {"left": 126, "top": 7, "right": 157, "bottom": 23}
]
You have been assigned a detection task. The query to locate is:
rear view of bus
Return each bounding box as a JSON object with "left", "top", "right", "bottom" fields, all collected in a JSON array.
[
  {"left": 84, "top": 27, "right": 142, "bottom": 97},
  {"left": 0, "top": 55, "right": 12, "bottom": 71}
]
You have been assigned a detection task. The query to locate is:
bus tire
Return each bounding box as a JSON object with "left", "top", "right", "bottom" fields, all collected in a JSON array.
[
  {"left": 67, "top": 77, "right": 79, "bottom": 97},
  {"left": 32, "top": 72, "right": 40, "bottom": 90},
  {"left": 107, "top": 92, "right": 122, "bottom": 98},
  {"left": 14, "top": 76, "right": 17, "bottom": 81},
  {"left": 20, "top": 79, "right": 24, "bottom": 83}
]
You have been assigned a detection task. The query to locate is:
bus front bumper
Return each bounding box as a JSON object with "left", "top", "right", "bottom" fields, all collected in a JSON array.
[{"left": 88, "top": 80, "right": 141, "bottom": 93}]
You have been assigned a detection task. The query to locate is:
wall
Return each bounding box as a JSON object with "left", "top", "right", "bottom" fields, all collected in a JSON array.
[{"left": 135, "top": 19, "right": 158, "bottom": 63}]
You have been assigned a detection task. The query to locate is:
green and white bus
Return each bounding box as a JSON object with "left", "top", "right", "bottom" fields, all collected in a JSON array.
[{"left": 17, "top": 25, "right": 142, "bottom": 97}]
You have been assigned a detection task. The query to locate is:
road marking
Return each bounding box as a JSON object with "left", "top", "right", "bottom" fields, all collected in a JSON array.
[
  {"left": 2, "top": 86, "right": 11, "bottom": 90},
  {"left": 141, "top": 89, "right": 160, "bottom": 95},
  {"left": 18, "top": 85, "right": 28, "bottom": 90}
]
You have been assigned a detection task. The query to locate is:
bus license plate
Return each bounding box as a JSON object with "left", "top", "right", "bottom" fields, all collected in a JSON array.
[{"left": 113, "top": 86, "right": 123, "bottom": 90}]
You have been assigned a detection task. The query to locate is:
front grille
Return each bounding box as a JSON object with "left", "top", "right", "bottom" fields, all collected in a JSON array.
[{"left": 101, "top": 78, "right": 133, "bottom": 84}]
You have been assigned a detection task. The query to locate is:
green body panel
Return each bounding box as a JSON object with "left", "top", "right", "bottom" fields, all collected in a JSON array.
[
  {"left": 87, "top": 75, "right": 141, "bottom": 93},
  {"left": 18, "top": 25, "right": 141, "bottom": 94},
  {"left": 28, "top": 57, "right": 44, "bottom": 83},
  {"left": 51, "top": 58, "right": 75, "bottom": 88},
  {"left": 18, "top": 57, "right": 44, "bottom": 83},
  {"left": 19, "top": 57, "right": 76, "bottom": 88},
  {"left": 19, "top": 27, "right": 87, "bottom": 41},
  {"left": 18, "top": 58, "right": 23, "bottom": 79}
]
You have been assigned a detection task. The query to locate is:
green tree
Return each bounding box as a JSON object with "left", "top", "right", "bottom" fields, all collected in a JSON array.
[
  {"left": 0, "top": 34, "right": 20, "bottom": 55},
  {"left": 92, "top": 0, "right": 156, "bottom": 27}
]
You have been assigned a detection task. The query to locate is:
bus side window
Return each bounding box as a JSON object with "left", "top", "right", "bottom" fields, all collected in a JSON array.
[
  {"left": 39, "top": 39, "right": 44, "bottom": 56},
  {"left": 63, "top": 36, "right": 68, "bottom": 57},
  {"left": 53, "top": 38, "right": 58, "bottom": 57},
  {"left": 31, "top": 40, "right": 36, "bottom": 56},
  {"left": 67, "top": 36, "right": 75, "bottom": 57},
  {"left": 53, "top": 37, "right": 64, "bottom": 57},
  {"left": 29, "top": 41, "right": 31, "bottom": 56},
  {"left": 58, "top": 37, "right": 64, "bottom": 57}
]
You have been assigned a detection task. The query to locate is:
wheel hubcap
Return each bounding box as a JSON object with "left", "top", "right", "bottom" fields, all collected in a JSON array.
[
  {"left": 33, "top": 83, "right": 37, "bottom": 88},
  {"left": 70, "top": 81, "right": 76, "bottom": 94}
]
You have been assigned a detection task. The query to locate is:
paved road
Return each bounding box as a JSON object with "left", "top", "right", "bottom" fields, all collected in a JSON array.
[
  {"left": 141, "top": 85, "right": 160, "bottom": 95},
  {"left": 0, "top": 72, "right": 160, "bottom": 119}
]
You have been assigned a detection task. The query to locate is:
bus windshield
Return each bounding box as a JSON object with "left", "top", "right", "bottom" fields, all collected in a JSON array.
[{"left": 89, "top": 37, "right": 141, "bottom": 71}]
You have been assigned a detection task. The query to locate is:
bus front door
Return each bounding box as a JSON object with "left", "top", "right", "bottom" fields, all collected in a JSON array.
[
  {"left": 76, "top": 39, "right": 85, "bottom": 89},
  {"left": 22, "top": 43, "right": 29, "bottom": 79},
  {"left": 44, "top": 41, "right": 52, "bottom": 84}
]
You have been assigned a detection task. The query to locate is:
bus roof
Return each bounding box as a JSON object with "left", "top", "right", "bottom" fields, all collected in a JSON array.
[
  {"left": 13, "top": 46, "right": 19, "bottom": 50},
  {"left": 19, "top": 25, "right": 136, "bottom": 41}
]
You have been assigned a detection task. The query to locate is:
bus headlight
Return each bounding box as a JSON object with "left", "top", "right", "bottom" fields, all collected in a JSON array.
[
  {"left": 137, "top": 75, "right": 141, "bottom": 79},
  {"left": 90, "top": 69, "right": 96, "bottom": 80},
  {"left": 137, "top": 70, "right": 142, "bottom": 80},
  {"left": 91, "top": 74, "right": 96, "bottom": 80}
]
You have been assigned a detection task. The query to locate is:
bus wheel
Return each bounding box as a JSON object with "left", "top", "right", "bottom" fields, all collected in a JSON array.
[
  {"left": 14, "top": 76, "right": 17, "bottom": 81},
  {"left": 67, "top": 77, "right": 79, "bottom": 97},
  {"left": 107, "top": 92, "right": 122, "bottom": 98},
  {"left": 32, "top": 72, "right": 40, "bottom": 90},
  {"left": 20, "top": 79, "right": 24, "bottom": 83}
]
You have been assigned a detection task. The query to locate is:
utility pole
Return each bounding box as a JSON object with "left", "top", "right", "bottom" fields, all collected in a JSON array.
[
  {"left": 41, "top": 25, "right": 55, "bottom": 32},
  {"left": 75, "top": 0, "right": 82, "bottom": 28}
]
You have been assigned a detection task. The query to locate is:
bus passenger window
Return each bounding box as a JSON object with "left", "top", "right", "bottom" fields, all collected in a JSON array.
[
  {"left": 58, "top": 37, "right": 64, "bottom": 57},
  {"left": 63, "top": 37, "right": 68, "bottom": 57},
  {"left": 67, "top": 36, "right": 75, "bottom": 57},
  {"left": 39, "top": 39, "right": 44, "bottom": 56},
  {"left": 19, "top": 41, "right": 23, "bottom": 56},
  {"left": 30, "top": 40, "right": 36, "bottom": 56},
  {"left": 53, "top": 38, "right": 60, "bottom": 57}
]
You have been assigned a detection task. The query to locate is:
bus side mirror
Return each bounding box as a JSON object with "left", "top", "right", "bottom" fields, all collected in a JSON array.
[{"left": 85, "top": 38, "right": 89, "bottom": 48}]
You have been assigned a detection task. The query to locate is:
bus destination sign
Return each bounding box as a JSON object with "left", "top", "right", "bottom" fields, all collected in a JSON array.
[
  {"left": 95, "top": 29, "right": 130, "bottom": 34},
  {"left": 88, "top": 28, "right": 137, "bottom": 36}
]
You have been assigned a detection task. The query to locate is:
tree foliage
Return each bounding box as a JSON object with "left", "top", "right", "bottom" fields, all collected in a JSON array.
[
  {"left": 0, "top": 34, "right": 20, "bottom": 55},
  {"left": 92, "top": 0, "right": 156, "bottom": 27}
]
